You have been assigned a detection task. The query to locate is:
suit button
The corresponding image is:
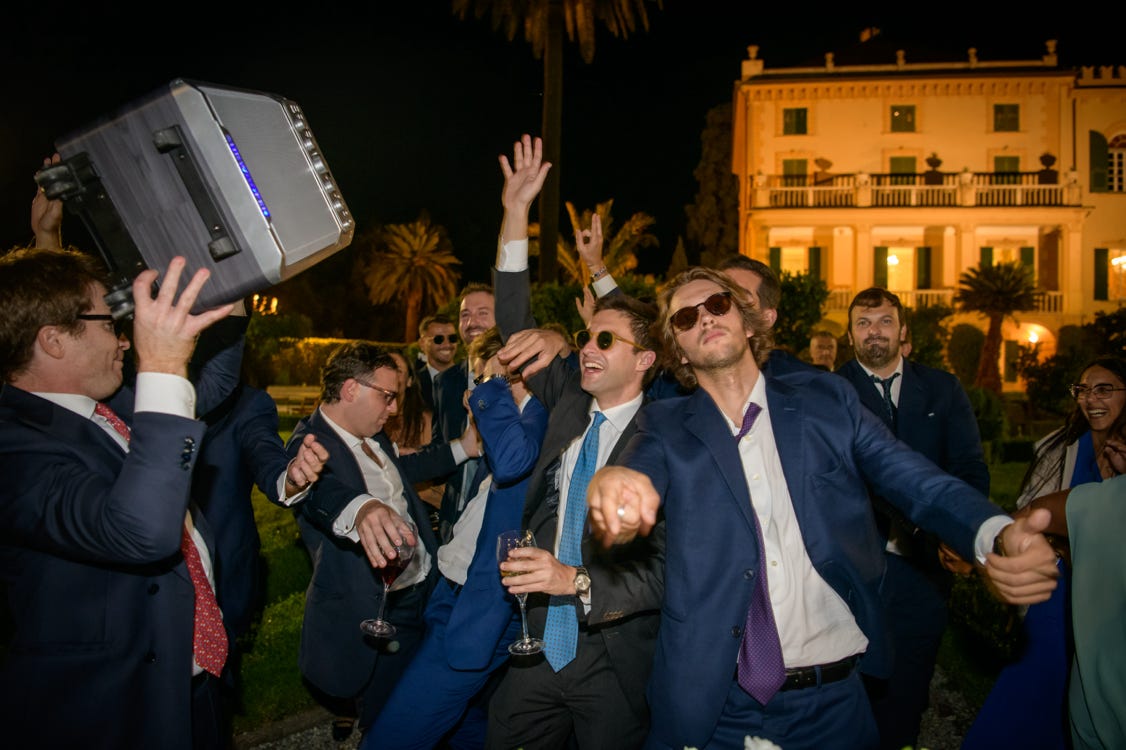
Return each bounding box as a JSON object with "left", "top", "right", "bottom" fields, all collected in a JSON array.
[
  {"left": 144, "top": 650, "right": 157, "bottom": 663},
  {"left": 731, "top": 626, "right": 742, "bottom": 638},
  {"left": 744, "top": 568, "right": 755, "bottom": 580},
  {"left": 148, "top": 583, "right": 159, "bottom": 595}
]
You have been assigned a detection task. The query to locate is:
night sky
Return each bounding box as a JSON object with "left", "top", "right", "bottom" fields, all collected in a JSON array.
[{"left": 1, "top": 4, "right": 1116, "bottom": 287}]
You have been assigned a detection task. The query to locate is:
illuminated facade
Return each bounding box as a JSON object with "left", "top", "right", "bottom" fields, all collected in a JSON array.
[{"left": 733, "top": 35, "right": 1126, "bottom": 388}]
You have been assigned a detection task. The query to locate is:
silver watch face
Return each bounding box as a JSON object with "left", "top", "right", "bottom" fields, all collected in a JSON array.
[{"left": 575, "top": 571, "right": 591, "bottom": 594}]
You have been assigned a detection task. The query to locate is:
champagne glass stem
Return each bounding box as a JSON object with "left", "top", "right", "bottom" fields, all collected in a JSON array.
[{"left": 516, "top": 593, "right": 531, "bottom": 642}]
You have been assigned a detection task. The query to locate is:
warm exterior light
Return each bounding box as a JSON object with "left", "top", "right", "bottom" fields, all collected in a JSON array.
[
  {"left": 887, "top": 254, "right": 900, "bottom": 266},
  {"left": 1028, "top": 331, "right": 1039, "bottom": 343}
]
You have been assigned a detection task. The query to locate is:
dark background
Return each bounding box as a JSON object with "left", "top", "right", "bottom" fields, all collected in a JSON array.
[{"left": 1, "top": 4, "right": 1116, "bottom": 284}]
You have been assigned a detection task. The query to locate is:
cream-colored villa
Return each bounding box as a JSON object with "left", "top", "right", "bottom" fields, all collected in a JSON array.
[{"left": 732, "top": 32, "right": 1125, "bottom": 388}]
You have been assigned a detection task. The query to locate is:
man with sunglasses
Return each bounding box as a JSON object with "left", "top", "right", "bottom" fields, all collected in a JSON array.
[
  {"left": 284, "top": 342, "right": 481, "bottom": 738},
  {"left": 0, "top": 249, "right": 273, "bottom": 749},
  {"left": 483, "top": 134, "right": 666, "bottom": 748},
  {"left": 415, "top": 314, "right": 459, "bottom": 412},
  {"left": 584, "top": 266, "right": 1061, "bottom": 750}
]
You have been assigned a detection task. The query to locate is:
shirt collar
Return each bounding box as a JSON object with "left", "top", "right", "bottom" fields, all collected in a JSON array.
[{"left": 591, "top": 391, "right": 644, "bottom": 434}]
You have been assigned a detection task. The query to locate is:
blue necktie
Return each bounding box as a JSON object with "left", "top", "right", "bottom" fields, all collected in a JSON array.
[
  {"left": 543, "top": 411, "right": 606, "bottom": 672},
  {"left": 734, "top": 403, "right": 787, "bottom": 704}
]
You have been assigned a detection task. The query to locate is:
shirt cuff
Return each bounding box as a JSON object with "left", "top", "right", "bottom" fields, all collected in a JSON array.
[
  {"left": 450, "top": 439, "right": 469, "bottom": 464},
  {"left": 333, "top": 495, "right": 383, "bottom": 541},
  {"left": 975, "top": 515, "right": 1013, "bottom": 564},
  {"left": 133, "top": 372, "right": 195, "bottom": 418},
  {"left": 591, "top": 275, "right": 619, "bottom": 298},
  {"left": 275, "top": 468, "right": 312, "bottom": 507},
  {"left": 497, "top": 237, "right": 529, "bottom": 271}
]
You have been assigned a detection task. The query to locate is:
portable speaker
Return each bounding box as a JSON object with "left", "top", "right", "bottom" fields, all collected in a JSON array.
[{"left": 36, "top": 78, "right": 354, "bottom": 317}]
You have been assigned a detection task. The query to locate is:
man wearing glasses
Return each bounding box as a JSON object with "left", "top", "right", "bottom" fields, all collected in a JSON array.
[
  {"left": 485, "top": 134, "right": 666, "bottom": 748},
  {"left": 285, "top": 343, "right": 480, "bottom": 739},
  {"left": 585, "top": 266, "right": 1062, "bottom": 750}
]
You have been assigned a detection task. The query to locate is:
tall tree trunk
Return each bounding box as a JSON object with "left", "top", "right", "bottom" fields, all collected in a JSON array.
[
  {"left": 974, "top": 313, "right": 1004, "bottom": 395},
  {"left": 404, "top": 285, "right": 423, "bottom": 344},
  {"left": 538, "top": 0, "right": 564, "bottom": 284}
]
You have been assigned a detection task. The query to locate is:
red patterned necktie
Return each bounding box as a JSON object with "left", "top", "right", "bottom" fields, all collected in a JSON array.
[
  {"left": 181, "top": 526, "right": 228, "bottom": 677},
  {"left": 94, "top": 402, "right": 131, "bottom": 442},
  {"left": 95, "top": 402, "right": 227, "bottom": 676}
]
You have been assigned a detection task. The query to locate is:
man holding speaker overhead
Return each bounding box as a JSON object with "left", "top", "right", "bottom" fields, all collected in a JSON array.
[{"left": 0, "top": 248, "right": 326, "bottom": 750}]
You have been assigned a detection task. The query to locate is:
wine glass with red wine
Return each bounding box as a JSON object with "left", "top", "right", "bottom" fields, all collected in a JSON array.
[
  {"left": 360, "top": 537, "right": 417, "bottom": 638},
  {"left": 497, "top": 528, "right": 545, "bottom": 656}
]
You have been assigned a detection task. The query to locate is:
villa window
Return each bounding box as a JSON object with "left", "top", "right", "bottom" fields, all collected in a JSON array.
[
  {"left": 890, "top": 105, "right": 916, "bottom": 133},
  {"left": 1095, "top": 248, "right": 1126, "bottom": 301},
  {"left": 993, "top": 104, "right": 1020, "bottom": 132},
  {"left": 783, "top": 108, "right": 808, "bottom": 135}
]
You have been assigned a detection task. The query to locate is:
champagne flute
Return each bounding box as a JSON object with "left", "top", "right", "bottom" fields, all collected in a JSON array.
[
  {"left": 360, "top": 537, "right": 416, "bottom": 638},
  {"left": 497, "top": 528, "right": 545, "bottom": 656}
]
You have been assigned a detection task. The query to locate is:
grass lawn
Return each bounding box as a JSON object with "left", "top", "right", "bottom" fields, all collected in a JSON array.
[{"left": 231, "top": 449, "right": 1033, "bottom": 734}]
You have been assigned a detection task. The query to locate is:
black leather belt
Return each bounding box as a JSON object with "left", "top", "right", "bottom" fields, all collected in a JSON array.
[{"left": 780, "top": 655, "right": 859, "bottom": 691}]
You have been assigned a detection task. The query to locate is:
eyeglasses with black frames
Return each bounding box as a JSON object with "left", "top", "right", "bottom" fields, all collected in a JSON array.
[
  {"left": 573, "top": 329, "right": 645, "bottom": 351},
  {"left": 76, "top": 314, "right": 124, "bottom": 337},
  {"left": 1068, "top": 383, "right": 1126, "bottom": 401},
  {"left": 354, "top": 379, "right": 399, "bottom": 405},
  {"left": 669, "top": 291, "right": 734, "bottom": 332}
]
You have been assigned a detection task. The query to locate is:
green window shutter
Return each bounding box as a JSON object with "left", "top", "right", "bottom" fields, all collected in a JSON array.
[
  {"left": 1004, "top": 341, "right": 1020, "bottom": 383},
  {"left": 809, "top": 247, "right": 822, "bottom": 279},
  {"left": 783, "top": 108, "right": 807, "bottom": 135},
  {"left": 916, "top": 246, "right": 932, "bottom": 289},
  {"left": 874, "top": 247, "right": 888, "bottom": 287},
  {"left": 890, "top": 105, "right": 915, "bottom": 132},
  {"left": 769, "top": 247, "right": 782, "bottom": 273},
  {"left": 1090, "top": 131, "right": 1109, "bottom": 192},
  {"left": 994, "top": 104, "right": 1019, "bottom": 132},
  {"left": 980, "top": 247, "right": 993, "bottom": 268},
  {"left": 1095, "top": 247, "right": 1109, "bottom": 300},
  {"left": 1020, "top": 246, "right": 1035, "bottom": 272}
]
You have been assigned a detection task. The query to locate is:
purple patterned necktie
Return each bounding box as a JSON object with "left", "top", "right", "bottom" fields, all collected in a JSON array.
[{"left": 734, "top": 403, "right": 787, "bottom": 704}]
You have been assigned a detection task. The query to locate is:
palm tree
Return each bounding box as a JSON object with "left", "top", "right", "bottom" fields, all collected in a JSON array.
[
  {"left": 360, "top": 213, "right": 462, "bottom": 341},
  {"left": 453, "top": 0, "right": 659, "bottom": 284},
  {"left": 954, "top": 262, "right": 1037, "bottom": 394},
  {"left": 557, "top": 199, "right": 657, "bottom": 283}
]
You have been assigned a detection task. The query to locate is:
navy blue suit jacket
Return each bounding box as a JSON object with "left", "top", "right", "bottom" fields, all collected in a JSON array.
[
  {"left": 444, "top": 378, "right": 548, "bottom": 670},
  {"left": 193, "top": 383, "right": 290, "bottom": 640},
  {"left": 618, "top": 368, "right": 1004, "bottom": 747},
  {"left": 432, "top": 360, "right": 474, "bottom": 536},
  {"left": 0, "top": 385, "right": 208, "bottom": 750},
  {"left": 837, "top": 357, "right": 989, "bottom": 585},
  {"left": 287, "top": 410, "right": 452, "bottom": 697}
]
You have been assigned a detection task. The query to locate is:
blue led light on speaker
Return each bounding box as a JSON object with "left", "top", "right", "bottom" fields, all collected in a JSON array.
[{"left": 224, "top": 133, "right": 271, "bottom": 218}]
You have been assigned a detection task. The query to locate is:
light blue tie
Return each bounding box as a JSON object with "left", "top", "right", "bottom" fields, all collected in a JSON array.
[{"left": 543, "top": 411, "right": 606, "bottom": 672}]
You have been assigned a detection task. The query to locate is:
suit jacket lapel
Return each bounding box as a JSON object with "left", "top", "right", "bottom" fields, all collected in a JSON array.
[{"left": 683, "top": 390, "right": 759, "bottom": 538}]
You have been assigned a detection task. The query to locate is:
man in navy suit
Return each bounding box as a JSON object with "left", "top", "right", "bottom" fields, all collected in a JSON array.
[
  {"left": 414, "top": 313, "right": 459, "bottom": 413},
  {"left": 0, "top": 251, "right": 242, "bottom": 749},
  {"left": 585, "top": 267, "right": 1061, "bottom": 750},
  {"left": 287, "top": 343, "right": 479, "bottom": 736},
  {"left": 434, "top": 284, "right": 496, "bottom": 542},
  {"left": 836, "top": 287, "right": 990, "bottom": 750},
  {"left": 366, "top": 327, "right": 548, "bottom": 749}
]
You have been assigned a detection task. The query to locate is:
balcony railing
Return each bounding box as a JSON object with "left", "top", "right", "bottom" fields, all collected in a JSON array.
[
  {"left": 826, "top": 287, "right": 1066, "bottom": 313},
  {"left": 753, "top": 170, "right": 1081, "bottom": 209}
]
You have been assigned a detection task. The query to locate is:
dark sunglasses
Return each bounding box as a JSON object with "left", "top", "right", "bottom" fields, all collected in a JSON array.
[
  {"left": 76, "top": 313, "right": 124, "bottom": 337},
  {"left": 670, "top": 292, "right": 733, "bottom": 332},
  {"left": 430, "top": 333, "right": 458, "bottom": 345},
  {"left": 574, "top": 329, "right": 644, "bottom": 351}
]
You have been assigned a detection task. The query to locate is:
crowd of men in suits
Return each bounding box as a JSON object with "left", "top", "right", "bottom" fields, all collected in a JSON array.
[{"left": 1, "top": 136, "right": 1062, "bottom": 750}]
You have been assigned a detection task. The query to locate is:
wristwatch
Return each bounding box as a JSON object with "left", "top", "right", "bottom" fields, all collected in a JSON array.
[{"left": 573, "top": 566, "right": 591, "bottom": 597}]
